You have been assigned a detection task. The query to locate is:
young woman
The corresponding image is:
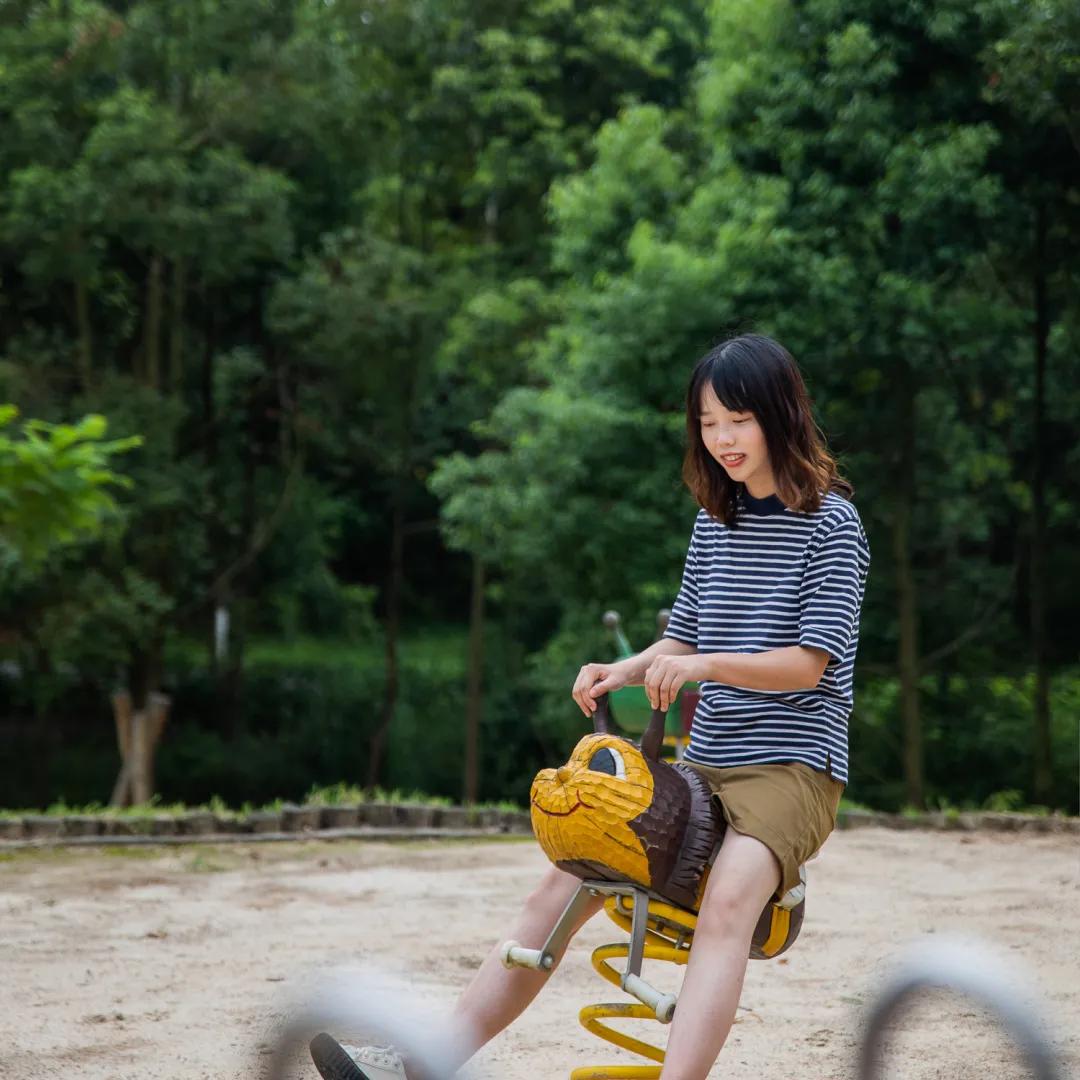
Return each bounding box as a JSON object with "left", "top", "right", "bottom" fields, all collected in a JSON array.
[{"left": 311, "top": 332, "right": 871, "bottom": 1080}]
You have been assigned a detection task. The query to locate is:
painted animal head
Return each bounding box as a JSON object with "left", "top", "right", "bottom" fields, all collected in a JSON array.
[
  {"left": 530, "top": 695, "right": 718, "bottom": 911},
  {"left": 530, "top": 694, "right": 805, "bottom": 958}
]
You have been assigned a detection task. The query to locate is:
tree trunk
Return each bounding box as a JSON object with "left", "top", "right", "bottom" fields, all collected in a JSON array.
[
  {"left": 109, "top": 688, "right": 133, "bottom": 806},
  {"left": 132, "top": 642, "right": 165, "bottom": 804},
  {"left": 202, "top": 306, "right": 218, "bottom": 462},
  {"left": 169, "top": 256, "right": 187, "bottom": 393},
  {"left": 109, "top": 681, "right": 171, "bottom": 808},
  {"left": 221, "top": 596, "right": 247, "bottom": 740},
  {"left": 893, "top": 367, "right": 923, "bottom": 809},
  {"left": 130, "top": 705, "right": 151, "bottom": 804},
  {"left": 203, "top": 308, "right": 219, "bottom": 671},
  {"left": 143, "top": 253, "right": 164, "bottom": 389},
  {"left": 460, "top": 195, "right": 500, "bottom": 805},
  {"left": 217, "top": 444, "right": 254, "bottom": 741},
  {"left": 367, "top": 495, "right": 404, "bottom": 791},
  {"left": 463, "top": 556, "right": 485, "bottom": 804},
  {"left": 74, "top": 278, "right": 92, "bottom": 390},
  {"left": 1030, "top": 200, "right": 1053, "bottom": 804}
]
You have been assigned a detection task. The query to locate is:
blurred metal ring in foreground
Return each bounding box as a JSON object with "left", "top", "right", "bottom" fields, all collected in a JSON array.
[{"left": 858, "top": 937, "right": 1061, "bottom": 1080}]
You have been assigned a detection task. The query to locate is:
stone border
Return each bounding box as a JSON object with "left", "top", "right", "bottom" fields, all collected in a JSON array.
[
  {"left": 0, "top": 804, "right": 1076, "bottom": 850},
  {"left": 834, "top": 807, "right": 1080, "bottom": 834},
  {"left": 0, "top": 826, "right": 525, "bottom": 851},
  {"left": 0, "top": 803, "right": 532, "bottom": 847}
]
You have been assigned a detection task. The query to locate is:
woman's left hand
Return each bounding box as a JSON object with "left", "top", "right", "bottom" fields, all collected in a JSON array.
[{"left": 643, "top": 654, "right": 705, "bottom": 712}]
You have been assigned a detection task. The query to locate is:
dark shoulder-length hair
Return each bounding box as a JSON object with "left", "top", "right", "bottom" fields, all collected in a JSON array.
[{"left": 682, "top": 333, "right": 853, "bottom": 524}]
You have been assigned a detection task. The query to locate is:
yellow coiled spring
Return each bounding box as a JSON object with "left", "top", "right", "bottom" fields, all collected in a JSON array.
[{"left": 571, "top": 894, "right": 698, "bottom": 1080}]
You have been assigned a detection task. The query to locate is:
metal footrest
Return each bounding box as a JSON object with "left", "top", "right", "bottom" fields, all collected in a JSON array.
[{"left": 501, "top": 880, "right": 682, "bottom": 1023}]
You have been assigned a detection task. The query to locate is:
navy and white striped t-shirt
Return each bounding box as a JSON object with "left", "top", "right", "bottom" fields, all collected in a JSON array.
[{"left": 663, "top": 489, "right": 870, "bottom": 784}]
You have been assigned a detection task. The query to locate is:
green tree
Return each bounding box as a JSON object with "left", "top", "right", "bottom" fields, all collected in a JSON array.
[
  {"left": 0, "top": 406, "right": 139, "bottom": 565},
  {"left": 432, "top": 0, "right": 1079, "bottom": 812},
  {"left": 976, "top": 0, "right": 1080, "bottom": 803},
  {"left": 1, "top": 0, "right": 1074, "bottom": 814}
]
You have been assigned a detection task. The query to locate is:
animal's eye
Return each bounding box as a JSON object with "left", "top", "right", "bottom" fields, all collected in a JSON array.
[{"left": 588, "top": 746, "right": 626, "bottom": 780}]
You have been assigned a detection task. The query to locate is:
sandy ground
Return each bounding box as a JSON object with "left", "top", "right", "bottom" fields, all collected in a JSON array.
[{"left": 0, "top": 829, "right": 1077, "bottom": 1080}]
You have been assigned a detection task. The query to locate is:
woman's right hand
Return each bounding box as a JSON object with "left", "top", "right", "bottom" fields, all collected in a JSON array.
[{"left": 572, "top": 661, "right": 631, "bottom": 716}]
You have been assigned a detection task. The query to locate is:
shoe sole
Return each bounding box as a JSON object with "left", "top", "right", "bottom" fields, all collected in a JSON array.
[{"left": 309, "top": 1033, "right": 368, "bottom": 1080}]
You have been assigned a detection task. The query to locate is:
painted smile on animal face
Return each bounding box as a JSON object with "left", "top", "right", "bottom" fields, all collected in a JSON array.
[{"left": 531, "top": 794, "right": 594, "bottom": 817}]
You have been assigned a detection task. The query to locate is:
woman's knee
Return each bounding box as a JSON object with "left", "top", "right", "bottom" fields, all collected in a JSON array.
[
  {"left": 697, "top": 835, "right": 782, "bottom": 932},
  {"left": 523, "top": 865, "right": 578, "bottom": 910},
  {"left": 516, "top": 867, "right": 600, "bottom": 949},
  {"left": 697, "top": 878, "right": 766, "bottom": 933}
]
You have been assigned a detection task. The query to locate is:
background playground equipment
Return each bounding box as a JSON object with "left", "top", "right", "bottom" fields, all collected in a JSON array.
[
  {"left": 508, "top": 696, "right": 805, "bottom": 1077},
  {"left": 600, "top": 610, "right": 698, "bottom": 757},
  {"left": 270, "top": 939, "right": 1063, "bottom": 1080}
]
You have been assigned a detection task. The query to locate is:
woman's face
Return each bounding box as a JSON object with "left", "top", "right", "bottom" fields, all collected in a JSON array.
[{"left": 698, "top": 382, "right": 775, "bottom": 498}]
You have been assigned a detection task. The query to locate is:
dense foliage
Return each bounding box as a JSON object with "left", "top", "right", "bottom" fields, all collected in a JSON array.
[
  {"left": 1, "top": 0, "right": 1076, "bottom": 812},
  {"left": 0, "top": 406, "right": 139, "bottom": 563}
]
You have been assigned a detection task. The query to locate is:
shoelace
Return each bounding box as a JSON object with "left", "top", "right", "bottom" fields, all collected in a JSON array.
[{"left": 346, "top": 1045, "right": 403, "bottom": 1070}]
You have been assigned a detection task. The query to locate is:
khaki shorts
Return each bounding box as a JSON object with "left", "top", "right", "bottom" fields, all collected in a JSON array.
[{"left": 681, "top": 760, "right": 844, "bottom": 901}]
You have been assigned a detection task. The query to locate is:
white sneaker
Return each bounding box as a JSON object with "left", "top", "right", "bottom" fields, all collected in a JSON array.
[
  {"left": 346, "top": 1044, "right": 408, "bottom": 1079},
  {"left": 310, "top": 1033, "right": 408, "bottom": 1080}
]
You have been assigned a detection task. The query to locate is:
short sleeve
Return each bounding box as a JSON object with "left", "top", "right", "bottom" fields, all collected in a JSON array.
[
  {"left": 664, "top": 520, "right": 700, "bottom": 647},
  {"left": 798, "top": 516, "right": 870, "bottom": 662}
]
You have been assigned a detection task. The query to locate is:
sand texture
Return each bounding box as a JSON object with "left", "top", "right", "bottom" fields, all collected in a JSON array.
[{"left": 0, "top": 829, "right": 1077, "bottom": 1079}]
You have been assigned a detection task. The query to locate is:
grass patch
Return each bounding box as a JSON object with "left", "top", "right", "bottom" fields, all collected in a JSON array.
[
  {"left": 302, "top": 782, "right": 455, "bottom": 808},
  {"left": 302, "top": 783, "right": 523, "bottom": 813},
  {"left": 0, "top": 846, "right": 76, "bottom": 866},
  {"left": 3, "top": 782, "right": 526, "bottom": 819},
  {"left": 185, "top": 852, "right": 226, "bottom": 873}
]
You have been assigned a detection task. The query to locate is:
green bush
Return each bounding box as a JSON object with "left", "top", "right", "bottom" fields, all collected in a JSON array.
[
  {"left": 1, "top": 643, "right": 1076, "bottom": 815},
  {"left": 155, "top": 656, "right": 466, "bottom": 806},
  {"left": 0, "top": 629, "right": 552, "bottom": 810},
  {"left": 849, "top": 668, "right": 1079, "bottom": 813}
]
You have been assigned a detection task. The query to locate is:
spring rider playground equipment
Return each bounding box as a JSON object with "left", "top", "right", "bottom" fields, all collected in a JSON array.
[
  {"left": 501, "top": 694, "right": 807, "bottom": 1079},
  {"left": 600, "top": 609, "right": 697, "bottom": 759},
  {"left": 276, "top": 937, "right": 1063, "bottom": 1080},
  {"left": 283, "top": 692, "right": 1064, "bottom": 1080}
]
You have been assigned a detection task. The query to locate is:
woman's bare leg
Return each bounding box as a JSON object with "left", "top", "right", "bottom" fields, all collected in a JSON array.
[
  {"left": 441, "top": 865, "right": 603, "bottom": 1073},
  {"left": 659, "top": 830, "right": 783, "bottom": 1080}
]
